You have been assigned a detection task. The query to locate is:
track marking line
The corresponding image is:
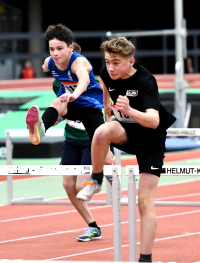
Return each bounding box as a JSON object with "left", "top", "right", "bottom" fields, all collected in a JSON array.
[
  {"left": 43, "top": 246, "right": 114, "bottom": 261},
  {"left": 0, "top": 205, "right": 112, "bottom": 223},
  {"left": 1, "top": 209, "right": 200, "bottom": 244},
  {"left": 43, "top": 231, "right": 200, "bottom": 261},
  {"left": 158, "top": 178, "right": 200, "bottom": 187},
  {"left": 156, "top": 192, "right": 200, "bottom": 201}
]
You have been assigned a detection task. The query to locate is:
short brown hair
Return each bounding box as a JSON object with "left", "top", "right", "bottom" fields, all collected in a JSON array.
[
  {"left": 44, "top": 23, "right": 73, "bottom": 46},
  {"left": 100, "top": 36, "right": 135, "bottom": 57},
  {"left": 72, "top": 42, "right": 81, "bottom": 54}
]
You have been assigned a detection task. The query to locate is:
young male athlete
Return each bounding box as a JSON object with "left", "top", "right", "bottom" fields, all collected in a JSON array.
[
  {"left": 77, "top": 36, "right": 176, "bottom": 262},
  {"left": 26, "top": 23, "right": 112, "bottom": 178},
  {"left": 52, "top": 42, "right": 102, "bottom": 242}
]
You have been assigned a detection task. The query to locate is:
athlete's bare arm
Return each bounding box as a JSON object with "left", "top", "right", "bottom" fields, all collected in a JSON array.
[
  {"left": 59, "top": 57, "right": 91, "bottom": 103},
  {"left": 42, "top": 57, "right": 50, "bottom": 72},
  {"left": 116, "top": 95, "right": 160, "bottom": 129},
  {"left": 72, "top": 57, "right": 91, "bottom": 97}
]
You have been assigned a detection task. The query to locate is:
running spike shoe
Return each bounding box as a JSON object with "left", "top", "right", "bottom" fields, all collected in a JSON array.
[
  {"left": 26, "top": 106, "right": 45, "bottom": 145},
  {"left": 77, "top": 227, "right": 101, "bottom": 242},
  {"left": 76, "top": 178, "right": 101, "bottom": 201}
]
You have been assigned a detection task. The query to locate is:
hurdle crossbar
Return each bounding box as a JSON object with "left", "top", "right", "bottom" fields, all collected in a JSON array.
[
  {"left": 1, "top": 164, "right": 120, "bottom": 205},
  {"left": 4, "top": 127, "right": 200, "bottom": 206},
  {"left": 124, "top": 165, "right": 200, "bottom": 207},
  {"left": 5, "top": 128, "right": 114, "bottom": 206}
]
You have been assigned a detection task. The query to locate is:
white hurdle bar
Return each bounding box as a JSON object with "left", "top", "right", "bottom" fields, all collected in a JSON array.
[
  {"left": 1, "top": 163, "right": 120, "bottom": 205},
  {"left": 5, "top": 128, "right": 114, "bottom": 205},
  {"left": 124, "top": 165, "right": 200, "bottom": 207}
]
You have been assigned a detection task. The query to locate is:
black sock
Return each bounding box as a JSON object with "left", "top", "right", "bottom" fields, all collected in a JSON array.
[
  {"left": 89, "top": 221, "right": 100, "bottom": 229},
  {"left": 42, "top": 107, "right": 58, "bottom": 131},
  {"left": 91, "top": 171, "right": 104, "bottom": 185},
  {"left": 138, "top": 253, "right": 152, "bottom": 262}
]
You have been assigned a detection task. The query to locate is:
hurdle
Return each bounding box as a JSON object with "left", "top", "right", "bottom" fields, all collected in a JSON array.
[
  {"left": 4, "top": 127, "right": 200, "bottom": 206},
  {"left": 112, "top": 165, "right": 200, "bottom": 262},
  {"left": 5, "top": 128, "right": 114, "bottom": 205},
  {"left": 0, "top": 164, "right": 122, "bottom": 262},
  {"left": 1, "top": 164, "right": 200, "bottom": 262}
]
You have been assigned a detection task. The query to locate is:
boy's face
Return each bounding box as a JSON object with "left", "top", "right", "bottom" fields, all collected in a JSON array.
[
  {"left": 105, "top": 52, "right": 135, "bottom": 80},
  {"left": 49, "top": 39, "right": 73, "bottom": 64}
]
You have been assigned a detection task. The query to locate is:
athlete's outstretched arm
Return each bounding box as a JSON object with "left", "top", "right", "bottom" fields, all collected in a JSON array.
[{"left": 59, "top": 57, "right": 91, "bottom": 103}]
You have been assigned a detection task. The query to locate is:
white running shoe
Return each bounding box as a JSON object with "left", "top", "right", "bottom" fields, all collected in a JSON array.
[{"left": 76, "top": 178, "right": 101, "bottom": 201}]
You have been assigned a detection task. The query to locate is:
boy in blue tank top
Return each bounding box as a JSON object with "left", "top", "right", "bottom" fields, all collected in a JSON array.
[
  {"left": 26, "top": 23, "right": 112, "bottom": 204},
  {"left": 52, "top": 42, "right": 102, "bottom": 242}
]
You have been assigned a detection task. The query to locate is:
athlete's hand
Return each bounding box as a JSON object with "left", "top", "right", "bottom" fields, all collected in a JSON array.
[
  {"left": 42, "top": 64, "right": 49, "bottom": 72},
  {"left": 115, "top": 95, "right": 131, "bottom": 116},
  {"left": 59, "top": 93, "right": 78, "bottom": 103}
]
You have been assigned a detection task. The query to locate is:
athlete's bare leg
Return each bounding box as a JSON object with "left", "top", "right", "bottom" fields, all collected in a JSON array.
[
  {"left": 63, "top": 175, "right": 95, "bottom": 224},
  {"left": 138, "top": 173, "right": 159, "bottom": 254},
  {"left": 50, "top": 97, "right": 68, "bottom": 117},
  {"left": 91, "top": 121, "right": 128, "bottom": 173}
]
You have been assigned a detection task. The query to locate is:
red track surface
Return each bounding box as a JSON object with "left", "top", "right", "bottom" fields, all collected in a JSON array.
[
  {"left": 0, "top": 180, "right": 200, "bottom": 262},
  {"left": 0, "top": 73, "right": 200, "bottom": 91},
  {"left": 1, "top": 77, "right": 200, "bottom": 262}
]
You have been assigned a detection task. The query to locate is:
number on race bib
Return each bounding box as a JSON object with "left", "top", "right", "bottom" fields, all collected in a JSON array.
[
  {"left": 62, "top": 83, "right": 78, "bottom": 94},
  {"left": 112, "top": 106, "right": 137, "bottom": 123}
]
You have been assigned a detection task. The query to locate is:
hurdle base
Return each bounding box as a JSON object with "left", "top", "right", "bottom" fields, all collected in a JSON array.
[
  {"left": 120, "top": 198, "right": 200, "bottom": 207},
  {"left": 10, "top": 196, "right": 200, "bottom": 207},
  {"left": 10, "top": 199, "right": 109, "bottom": 205},
  {"left": 11, "top": 196, "right": 44, "bottom": 204}
]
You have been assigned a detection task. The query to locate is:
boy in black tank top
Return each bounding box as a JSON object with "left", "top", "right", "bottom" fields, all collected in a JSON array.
[{"left": 77, "top": 36, "right": 176, "bottom": 262}]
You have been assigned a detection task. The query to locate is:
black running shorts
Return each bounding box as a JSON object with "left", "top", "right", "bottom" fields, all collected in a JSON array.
[
  {"left": 62, "top": 102, "right": 105, "bottom": 141},
  {"left": 61, "top": 138, "right": 92, "bottom": 165},
  {"left": 111, "top": 120, "right": 167, "bottom": 177}
]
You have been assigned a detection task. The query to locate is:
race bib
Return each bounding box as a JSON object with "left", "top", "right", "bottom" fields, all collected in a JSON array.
[
  {"left": 64, "top": 84, "right": 77, "bottom": 94},
  {"left": 61, "top": 81, "right": 78, "bottom": 94},
  {"left": 112, "top": 106, "right": 137, "bottom": 123}
]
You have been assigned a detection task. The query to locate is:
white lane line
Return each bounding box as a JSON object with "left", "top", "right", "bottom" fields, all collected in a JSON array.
[
  {"left": 44, "top": 231, "right": 200, "bottom": 261},
  {"left": 156, "top": 192, "right": 200, "bottom": 201},
  {"left": 0, "top": 222, "right": 115, "bottom": 244},
  {"left": 1, "top": 200, "right": 200, "bottom": 224},
  {"left": 0, "top": 205, "right": 112, "bottom": 223},
  {"left": 158, "top": 178, "right": 200, "bottom": 187},
  {"left": 1, "top": 209, "right": 200, "bottom": 244}
]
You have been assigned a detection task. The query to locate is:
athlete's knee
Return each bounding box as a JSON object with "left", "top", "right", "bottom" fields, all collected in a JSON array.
[
  {"left": 50, "top": 98, "right": 67, "bottom": 116},
  {"left": 93, "top": 124, "right": 112, "bottom": 144},
  {"left": 63, "top": 180, "right": 76, "bottom": 196}
]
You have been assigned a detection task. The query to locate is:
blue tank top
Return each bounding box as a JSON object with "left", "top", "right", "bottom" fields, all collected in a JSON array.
[{"left": 48, "top": 52, "right": 103, "bottom": 109}]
